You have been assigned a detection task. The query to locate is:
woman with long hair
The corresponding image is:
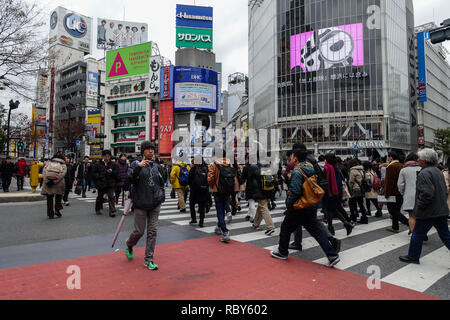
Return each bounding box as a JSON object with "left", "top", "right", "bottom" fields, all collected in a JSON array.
[
  {"left": 323, "top": 153, "right": 354, "bottom": 236},
  {"left": 41, "top": 152, "right": 67, "bottom": 219}
]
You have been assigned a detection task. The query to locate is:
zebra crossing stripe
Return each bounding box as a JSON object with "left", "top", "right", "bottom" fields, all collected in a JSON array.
[
  {"left": 381, "top": 246, "right": 450, "bottom": 292},
  {"left": 312, "top": 229, "right": 438, "bottom": 268},
  {"left": 264, "top": 219, "right": 394, "bottom": 253}
]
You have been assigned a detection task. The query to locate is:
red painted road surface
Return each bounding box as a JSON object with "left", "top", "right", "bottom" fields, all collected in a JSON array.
[{"left": 0, "top": 237, "right": 441, "bottom": 300}]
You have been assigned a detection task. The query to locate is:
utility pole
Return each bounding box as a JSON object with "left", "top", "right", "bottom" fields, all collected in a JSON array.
[{"left": 6, "top": 100, "right": 20, "bottom": 157}]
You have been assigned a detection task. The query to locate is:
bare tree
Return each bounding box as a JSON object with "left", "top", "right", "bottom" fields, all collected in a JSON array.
[
  {"left": 53, "top": 120, "right": 86, "bottom": 150},
  {"left": 0, "top": 0, "right": 48, "bottom": 100}
]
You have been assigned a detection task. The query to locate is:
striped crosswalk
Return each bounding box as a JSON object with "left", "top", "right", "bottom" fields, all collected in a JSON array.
[{"left": 69, "top": 188, "right": 450, "bottom": 297}]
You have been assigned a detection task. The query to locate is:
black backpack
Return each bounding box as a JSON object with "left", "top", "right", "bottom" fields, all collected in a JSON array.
[
  {"left": 313, "top": 163, "right": 329, "bottom": 193},
  {"left": 193, "top": 166, "right": 209, "bottom": 191},
  {"left": 360, "top": 170, "right": 372, "bottom": 193},
  {"left": 215, "top": 162, "right": 236, "bottom": 197}
]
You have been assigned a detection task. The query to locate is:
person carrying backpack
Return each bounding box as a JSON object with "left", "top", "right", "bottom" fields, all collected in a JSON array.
[
  {"left": 244, "top": 161, "right": 276, "bottom": 236},
  {"left": 188, "top": 156, "right": 210, "bottom": 227},
  {"left": 207, "top": 150, "right": 239, "bottom": 243},
  {"left": 41, "top": 153, "right": 67, "bottom": 219},
  {"left": 170, "top": 161, "right": 190, "bottom": 213},
  {"left": 270, "top": 149, "right": 340, "bottom": 267},
  {"left": 363, "top": 161, "right": 383, "bottom": 217},
  {"left": 348, "top": 159, "right": 369, "bottom": 224}
]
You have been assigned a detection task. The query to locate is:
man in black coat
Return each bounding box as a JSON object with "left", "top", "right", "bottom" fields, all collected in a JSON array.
[
  {"left": 188, "top": 156, "right": 210, "bottom": 227},
  {"left": 62, "top": 156, "right": 77, "bottom": 205},
  {"left": 92, "top": 150, "right": 120, "bottom": 217},
  {"left": 77, "top": 156, "right": 92, "bottom": 198},
  {"left": 1, "top": 157, "right": 15, "bottom": 192}
]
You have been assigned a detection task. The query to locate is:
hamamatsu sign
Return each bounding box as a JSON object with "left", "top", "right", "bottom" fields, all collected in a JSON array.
[
  {"left": 175, "top": 4, "right": 213, "bottom": 50},
  {"left": 106, "top": 42, "right": 152, "bottom": 80}
]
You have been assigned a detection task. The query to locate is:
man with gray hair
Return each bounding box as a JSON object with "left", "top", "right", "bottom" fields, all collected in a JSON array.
[{"left": 399, "top": 148, "right": 450, "bottom": 264}]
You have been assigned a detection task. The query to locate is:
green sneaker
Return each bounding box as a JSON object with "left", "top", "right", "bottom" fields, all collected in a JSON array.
[
  {"left": 144, "top": 260, "right": 158, "bottom": 270},
  {"left": 125, "top": 246, "right": 134, "bottom": 260}
]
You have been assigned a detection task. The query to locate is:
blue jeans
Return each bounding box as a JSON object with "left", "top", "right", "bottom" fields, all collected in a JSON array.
[
  {"left": 82, "top": 178, "right": 88, "bottom": 195},
  {"left": 214, "top": 194, "right": 229, "bottom": 233},
  {"left": 408, "top": 216, "right": 450, "bottom": 261}
]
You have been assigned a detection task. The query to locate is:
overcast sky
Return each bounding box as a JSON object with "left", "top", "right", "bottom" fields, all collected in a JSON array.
[{"left": 3, "top": 0, "right": 449, "bottom": 116}]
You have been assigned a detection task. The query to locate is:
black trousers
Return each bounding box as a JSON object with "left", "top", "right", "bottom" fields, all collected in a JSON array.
[
  {"left": 47, "top": 194, "right": 63, "bottom": 218},
  {"left": 2, "top": 176, "right": 12, "bottom": 192},
  {"left": 291, "top": 208, "right": 334, "bottom": 246},
  {"left": 349, "top": 196, "right": 367, "bottom": 219},
  {"left": 16, "top": 176, "right": 24, "bottom": 190},
  {"left": 366, "top": 198, "right": 382, "bottom": 214},
  {"left": 324, "top": 195, "right": 349, "bottom": 230},
  {"left": 96, "top": 187, "right": 115, "bottom": 213},
  {"left": 190, "top": 197, "right": 206, "bottom": 223},
  {"left": 387, "top": 195, "right": 409, "bottom": 230},
  {"left": 279, "top": 208, "right": 338, "bottom": 258},
  {"left": 63, "top": 185, "right": 72, "bottom": 202}
]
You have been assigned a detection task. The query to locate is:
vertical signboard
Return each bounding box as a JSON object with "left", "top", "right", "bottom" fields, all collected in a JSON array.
[
  {"left": 149, "top": 56, "right": 161, "bottom": 94},
  {"left": 87, "top": 71, "right": 98, "bottom": 97},
  {"left": 160, "top": 66, "right": 174, "bottom": 100},
  {"left": 417, "top": 31, "right": 429, "bottom": 102},
  {"left": 159, "top": 100, "right": 174, "bottom": 155}
]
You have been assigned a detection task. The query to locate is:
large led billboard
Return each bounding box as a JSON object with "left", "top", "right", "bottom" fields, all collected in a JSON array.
[
  {"left": 291, "top": 23, "right": 364, "bottom": 72},
  {"left": 97, "top": 18, "right": 148, "bottom": 50},
  {"left": 174, "top": 67, "right": 218, "bottom": 112},
  {"left": 106, "top": 42, "right": 152, "bottom": 80}
]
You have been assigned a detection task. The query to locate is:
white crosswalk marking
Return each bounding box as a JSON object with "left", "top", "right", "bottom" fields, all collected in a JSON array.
[
  {"left": 381, "top": 246, "right": 450, "bottom": 292},
  {"left": 67, "top": 187, "right": 450, "bottom": 296},
  {"left": 313, "top": 229, "right": 438, "bottom": 268}
]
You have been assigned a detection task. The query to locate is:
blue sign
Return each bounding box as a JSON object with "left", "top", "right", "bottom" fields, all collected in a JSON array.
[
  {"left": 176, "top": 4, "right": 213, "bottom": 30},
  {"left": 174, "top": 66, "right": 218, "bottom": 112},
  {"left": 160, "top": 65, "right": 174, "bottom": 101},
  {"left": 50, "top": 11, "right": 58, "bottom": 30},
  {"left": 63, "top": 13, "right": 88, "bottom": 38},
  {"left": 76, "top": 140, "right": 82, "bottom": 147},
  {"left": 417, "top": 32, "right": 428, "bottom": 102},
  {"left": 354, "top": 145, "right": 359, "bottom": 151}
]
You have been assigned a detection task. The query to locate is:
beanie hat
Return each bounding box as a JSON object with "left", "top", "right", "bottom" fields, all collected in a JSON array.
[{"left": 141, "top": 141, "right": 155, "bottom": 156}]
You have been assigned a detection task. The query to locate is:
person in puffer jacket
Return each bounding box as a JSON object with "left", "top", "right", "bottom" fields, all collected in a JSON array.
[
  {"left": 115, "top": 154, "right": 129, "bottom": 205},
  {"left": 124, "top": 141, "right": 165, "bottom": 271}
]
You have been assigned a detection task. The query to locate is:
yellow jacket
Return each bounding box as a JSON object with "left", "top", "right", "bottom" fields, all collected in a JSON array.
[{"left": 170, "top": 162, "right": 191, "bottom": 189}]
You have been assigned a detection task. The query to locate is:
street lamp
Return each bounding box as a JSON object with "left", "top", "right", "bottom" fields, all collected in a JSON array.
[{"left": 6, "top": 100, "right": 20, "bottom": 157}]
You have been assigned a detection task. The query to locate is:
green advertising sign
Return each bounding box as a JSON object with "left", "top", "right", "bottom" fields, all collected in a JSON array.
[
  {"left": 176, "top": 27, "right": 213, "bottom": 50},
  {"left": 106, "top": 42, "right": 152, "bottom": 80}
]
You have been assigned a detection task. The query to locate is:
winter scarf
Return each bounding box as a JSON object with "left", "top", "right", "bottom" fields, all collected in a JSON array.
[
  {"left": 324, "top": 163, "right": 338, "bottom": 197},
  {"left": 403, "top": 161, "right": 419, "bottom": 168}
]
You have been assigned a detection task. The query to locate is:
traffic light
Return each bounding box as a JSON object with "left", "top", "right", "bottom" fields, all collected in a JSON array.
[
  {"left": 430, "top": 19, "right": 450, "bottom": 44},
  {"left": 17, "top": 141, "right": 24, "bottom": 151}
]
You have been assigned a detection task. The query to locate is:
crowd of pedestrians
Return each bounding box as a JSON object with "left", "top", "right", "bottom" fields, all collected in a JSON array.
[{"left": 3, "top": 140, "right": 449, "bottom": 270}]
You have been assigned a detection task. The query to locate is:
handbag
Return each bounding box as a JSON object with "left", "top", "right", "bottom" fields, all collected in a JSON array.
[
  {"left": 342, "top": 182, "right": 350, "bottom": 200},
  {"left": 74, "top": 181, "right": 82, "bottom": 195},
  {"left": 293, "top": 168, "right": 325, "bottom": 211}
]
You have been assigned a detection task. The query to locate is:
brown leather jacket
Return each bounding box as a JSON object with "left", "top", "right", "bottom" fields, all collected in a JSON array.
[{"left": 207, "top": 158, "right": 240, "bottom": 193}]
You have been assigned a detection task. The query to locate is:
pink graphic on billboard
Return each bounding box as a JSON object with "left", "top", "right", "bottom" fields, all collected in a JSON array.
[{"left": 291, "top": 23, "right": 364, "bottom": 72}]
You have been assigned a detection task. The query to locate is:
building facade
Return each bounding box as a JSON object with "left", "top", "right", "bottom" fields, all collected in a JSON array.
[
  {"left": 415, "top": 23, "right": 450, "bottom": 149},
  {"left": 249, "top": 0, "right": 417, "bottom": 157}
]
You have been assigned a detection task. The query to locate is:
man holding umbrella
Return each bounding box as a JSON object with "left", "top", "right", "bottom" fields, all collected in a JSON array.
[{"left": 124, "top": 141, "right": 165, "bottom": 270}]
